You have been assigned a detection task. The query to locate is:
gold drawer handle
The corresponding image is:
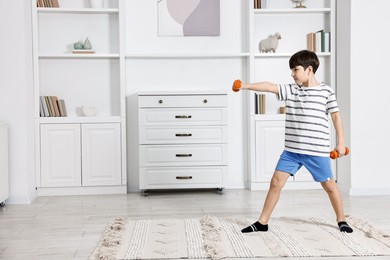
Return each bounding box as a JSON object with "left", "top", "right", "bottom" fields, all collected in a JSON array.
[
  {"left": 175, "top": 115, "right": 192, "bottom": 119},
  {"left": 175, "top": 133, "right": 192, "bottom": 137},
  {"left": 176, "top": 176, "right": 193, "bottom": 180},
  {"left": 176, "top": 154, "right": 192, "bottom": 157}
]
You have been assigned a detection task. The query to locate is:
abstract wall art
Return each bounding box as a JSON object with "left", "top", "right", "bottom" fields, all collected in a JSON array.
[{"left": 157, "top": 0, "right": 220, "bottom": 36}]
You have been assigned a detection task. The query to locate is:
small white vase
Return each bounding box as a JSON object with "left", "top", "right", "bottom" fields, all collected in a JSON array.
[
  {"left": 89, "top": 0, "right": 104, "bottom": 8},
  {"left": 82, "top": 106, "right": 97, "bottom": 117}
]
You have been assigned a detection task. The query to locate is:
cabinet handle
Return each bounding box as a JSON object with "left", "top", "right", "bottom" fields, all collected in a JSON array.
[
  {"left": 175, "top": 115, "right": 192, "bottom": 119},
  {"left": 176, "top": 154, "right": 192, "bottom": 157},
  {"left": 175, "top": 133, "right": 192, "bottom": 137},
  {"left": 158, "top": 100, "right": 163, "bottom": 104},
  {"left": 176, "top": 176, "right": 193, "bottom": 180},
  {"left": 203, "top": 99, "right": 208, "bottom": 104}
]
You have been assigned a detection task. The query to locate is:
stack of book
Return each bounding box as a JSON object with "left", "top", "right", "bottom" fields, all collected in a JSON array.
[
  {"left": 40, "top": 96, "right": 67, "bottom": 117},
  {"left": 255, "top": 93, "right": 266, "bottom": 114},
  {"left": 307, "top": 30, "right": 330, "bottom": 53},
  {"left": 36, "top": 0, "right": 59, "bottom": 8},
  {"left": 254, "top": 0, "right": 263, "bottom": 9}
]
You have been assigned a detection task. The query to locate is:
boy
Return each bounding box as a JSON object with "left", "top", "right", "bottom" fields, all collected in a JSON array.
[{"left": 235, "top": 50, "right": 353, "bottom": 233}]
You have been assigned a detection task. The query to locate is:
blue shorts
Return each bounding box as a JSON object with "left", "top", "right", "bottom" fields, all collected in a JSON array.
[{"left": 275, "top": 151, "right": 333, "bottom": 182}]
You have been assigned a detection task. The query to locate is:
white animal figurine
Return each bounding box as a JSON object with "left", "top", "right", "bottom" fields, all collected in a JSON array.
[{"left": 259, "top": 32, "right": 282, "bottom": 53}]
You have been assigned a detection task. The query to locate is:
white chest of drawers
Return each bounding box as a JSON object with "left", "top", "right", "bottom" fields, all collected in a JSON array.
[{"left": 138, "top": 92, "right": 228, "bottom": 195}]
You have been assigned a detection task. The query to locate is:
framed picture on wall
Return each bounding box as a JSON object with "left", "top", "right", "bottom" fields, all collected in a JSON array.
[{"left": 157, "top": 0, "right": 220, "bottom": 37}]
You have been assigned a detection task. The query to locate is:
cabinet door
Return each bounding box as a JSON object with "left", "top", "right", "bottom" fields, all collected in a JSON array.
[
  {"left": 254, "top": 120, "right": 285, "bottom": 182},
  {"left": 40, "top": 124, "right": 81, "bottom": 187},
  {"left": 255, "top": 120, "right": 313, "bottom": 183},
  {"left": 81, "top": 123, "right": 121, "bottom": 186}
]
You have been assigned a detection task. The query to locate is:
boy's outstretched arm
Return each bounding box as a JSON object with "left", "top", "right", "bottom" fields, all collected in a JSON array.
[
  {"left": 331, "top": 111, "right": 347, "bottom": 155},
  {"left": 233, "top": 80, "right": 279, "bottom": 94}
]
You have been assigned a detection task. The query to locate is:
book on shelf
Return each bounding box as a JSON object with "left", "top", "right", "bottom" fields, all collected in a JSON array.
[
  {"left": 51, "top": 96, "right": 60, "bottom": 117},
  {"left": 39, "top": 96, "right": 67, "bottom": 117},
  {"left": 255, "top": 93, "right": 266, "bottom": 114},
  {"left": 57, "top": 99, "right": 67, "bottom": 117},
  {"left": 40, "top": 96, "right": 49, "bottom": 117},
  {"left": 307, "top": 32, "right": 316, "bottom": 52},
  {"left": 254, "top": 0, "right": 261, "bottom": 9}
]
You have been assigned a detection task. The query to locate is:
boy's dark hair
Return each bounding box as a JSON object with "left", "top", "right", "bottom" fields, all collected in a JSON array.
[{"left": 289, "top": 50, "right": 320, "bottom": 73}]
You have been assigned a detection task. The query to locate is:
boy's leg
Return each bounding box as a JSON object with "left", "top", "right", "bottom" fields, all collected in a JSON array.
[
  {"left": 321, "top": 180, "right": 353, "bottom": 233},
  {"left": 259, "top": 170, "right": 290, "bottom": 224},
  {"left": 241, "top": 170, "right": 289, "bottom": 233}
]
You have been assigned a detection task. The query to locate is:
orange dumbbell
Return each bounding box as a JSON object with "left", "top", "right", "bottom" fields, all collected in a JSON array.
[
  {"left": 232, "top": 79, "right": 242, "bottom": 92},
  {"left": 330, "top": 147, "right": 349, "bottom": 159}
]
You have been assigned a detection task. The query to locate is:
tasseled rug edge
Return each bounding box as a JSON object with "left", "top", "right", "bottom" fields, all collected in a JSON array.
[
  {"left": 346, "top": 214, "right": 390, "bottom": 248},
  {"left": 96, "top": 217, "right": 127, "bottom": 260}
]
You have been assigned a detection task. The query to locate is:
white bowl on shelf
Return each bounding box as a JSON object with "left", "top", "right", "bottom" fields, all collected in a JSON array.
[{"left": 82, "top": 106, "right": 97, "bottom": 117}]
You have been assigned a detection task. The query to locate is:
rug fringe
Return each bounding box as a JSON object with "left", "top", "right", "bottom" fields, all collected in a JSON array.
[
  {"left": 96, "top": 217, "right": 126, "bottom": 260},
  {"left": 346, "top": 214, "right": 390, "bottom": 247},
  {"left": 200, "top": 215, "right": 228, "bottom": 260}
]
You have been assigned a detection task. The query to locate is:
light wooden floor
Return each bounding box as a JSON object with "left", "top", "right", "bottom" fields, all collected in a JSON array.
[{"left": 1, "top": 189, "right": 389, "bottom": 260}]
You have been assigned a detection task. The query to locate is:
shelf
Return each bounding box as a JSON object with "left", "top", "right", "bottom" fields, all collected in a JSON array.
[
  {"left": 38, "top": 116, "right": 122, "bottom": 124},
  {"left": 253, "top": 8, "right": 331, "bottom": 15},
  {"left": 37, "top": 7, "right": 119, "bottom": 14},
  {"left": 254, "top": 52, "right": 331, "bottom": 58},
  {"left": 126, "top": 53, "right": 250, "bottom": 59},
  {"left": 253, "top": 114, "right": 285, "bottom": 121},
  {"left": 39, "top": 53, "right": 120, "bottom": 59}
]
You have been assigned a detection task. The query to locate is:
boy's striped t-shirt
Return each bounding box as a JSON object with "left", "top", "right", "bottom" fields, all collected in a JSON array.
[{"left": 278, "top": 83, "right": 339, "bottom": 157}]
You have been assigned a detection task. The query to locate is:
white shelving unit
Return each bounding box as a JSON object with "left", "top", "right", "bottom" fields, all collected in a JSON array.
[
  {"left": 31, "top": 0, "right": 127, "bottom": 195},
  {"left": 246, "top": 0, "right": 336, "bottom": 190}
]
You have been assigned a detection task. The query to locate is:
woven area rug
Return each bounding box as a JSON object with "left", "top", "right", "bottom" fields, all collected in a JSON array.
[{"left": 90, "top": 215, "right": 390, "bottom": 260}]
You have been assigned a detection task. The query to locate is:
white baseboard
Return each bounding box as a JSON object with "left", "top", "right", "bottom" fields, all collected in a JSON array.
[
  {"left": 348, "top": 187, "right": 390, "bottom": 196},
  {"left": 37, "top": 185, "right": 127, "bottom": 196}
]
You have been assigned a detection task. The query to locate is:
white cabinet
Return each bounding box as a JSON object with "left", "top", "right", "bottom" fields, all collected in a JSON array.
[
  {"left": 40, "top": 123, "right": 122, "bottom": 191},
  {"left": 246, "top": 0, "right": 336, "bottom": 190},
  {"left": 32, "top": 0, "right": 127, "bottom": 195},
  {"left": 0, "top": 123, "right": 9, "bottom": 206},
  {"left": 138, "top": 92, "right": 228, "bottom": 195}
]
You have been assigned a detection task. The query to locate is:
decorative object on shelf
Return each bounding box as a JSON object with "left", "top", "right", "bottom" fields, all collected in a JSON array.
[
  {"left": 157, "top": 0, "right": 220, "bottom": 36},
  {"left": 72, "top": 38, "right": 95, "bottom": 54},
  {"left": 83, "top": 38, "right": 92, "bottom": 50},
  {"left": 73, "top": 41, "right": 83, "bottom": 50},
  {"left": 82, "top": 106, "right": 97, "bottom": 117},
  {"left": 89, "top": 0, "right": 104, "bottom": 8},
  {"left": 290, "top": 0, "right": 307, "bottom": 8},
  {"left": 258, "top": 32, "right": 281, "bottom": 53}
]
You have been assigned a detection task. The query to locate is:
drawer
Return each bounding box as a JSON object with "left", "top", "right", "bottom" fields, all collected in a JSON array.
[
  {"left": 139, "top": 126, "right": 228, "bottom": 144},
  {"left": 139, "top": 144, "right": 227, "bottom": 167},
  {"left": 139, "top": 166, "right": 227, "bottom": 189},
  {"left": 138, "top": 94, "right": 227, "bottom": 108},
  {"left": 139, "top": 108, "right": 227, "bottom": 126}
]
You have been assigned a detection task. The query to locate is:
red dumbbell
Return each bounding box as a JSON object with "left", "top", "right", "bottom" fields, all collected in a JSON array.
[
  {"left": 330, "top": 147, "right": 349, "bottom": 159},
  {"left": 232, "top": 79, "right": 242, "bottom": 92}
]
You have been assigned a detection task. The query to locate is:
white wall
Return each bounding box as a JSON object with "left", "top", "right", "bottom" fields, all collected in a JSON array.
[
  {"left": 0, "top": 1, "right": 36, "bottom": 203},
  {"left": 337, "top": 0, "right": 390, "bottom": 195},
  {"left": 2, "top": 0, "right": 390, "bottom": 203}
]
